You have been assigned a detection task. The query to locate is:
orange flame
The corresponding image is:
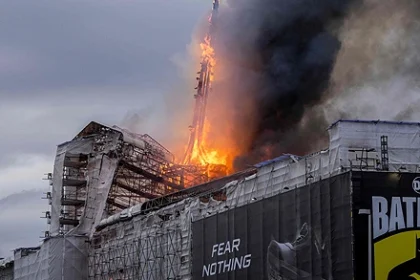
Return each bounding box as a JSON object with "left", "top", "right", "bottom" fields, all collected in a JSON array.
[
  {"left": 200, "top": 36, "right": 216, "bottom": 81},
  {"left": 190, "top": 120, "right": 228, "bottom": 167},
  {"left": 180, "top": 17, "right": 242, "bottom": 180},
  {"left": 188, "top": 34, "right": 234, "bottom": 173}
]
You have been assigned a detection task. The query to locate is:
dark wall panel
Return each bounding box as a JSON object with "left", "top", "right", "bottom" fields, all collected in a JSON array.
[{"left": 192, "top": 172, "right": 353, "bottom": 280}]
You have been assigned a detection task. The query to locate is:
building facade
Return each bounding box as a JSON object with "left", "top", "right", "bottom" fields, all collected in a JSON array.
[{"left": 11, "top": 120, "right": 420, "bottom": 280}]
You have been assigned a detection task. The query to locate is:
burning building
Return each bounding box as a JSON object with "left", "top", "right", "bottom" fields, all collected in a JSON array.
[
  {"left": 6, "top": 1, "right": 420, "bottom": 279},
  {"left": 48, "top": 121, "right": 216, "bottom": 237},
  {"left": 7, "top": 119, "right": 420, "bottom": 280},
  {"left": 182, "top": 0, "right": 232, "bottom": 178}
]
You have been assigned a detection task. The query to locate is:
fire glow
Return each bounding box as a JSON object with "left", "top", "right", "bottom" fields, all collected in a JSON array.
[
  {"left": 189, "top": 34, "right": 230, "bottom": 170},
  {"left": 200, "top": 36, "right": 216, "bottom": 81},
  {"left": 180, "top": 0, "right": 239, "bottom": 178}
]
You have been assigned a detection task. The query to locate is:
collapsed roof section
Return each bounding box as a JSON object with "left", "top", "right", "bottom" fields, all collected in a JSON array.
[
  {"left": 15, "top": 119, "right": 420, "bottom": 280},
  {"left": 94, "top": 119, "right": 420, "bottom": 229},
  {"left": 47, "top": 119, "right": 420, "bottom": 238},
  {"left": 48, "top": 121, "right": 209, "bottom": 237},
  {"left": 87, "top": 120, "right": 420, "bottom": 279}
]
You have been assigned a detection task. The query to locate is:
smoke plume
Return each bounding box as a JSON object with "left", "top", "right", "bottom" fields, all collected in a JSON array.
[
  {"left": 204, "top": 0, "right": 420, "bottom": 170},
  {"left": 210, "top": 0, "right": 359, "bottom": 169},
  {"left": 324, "top": 0, "right": 420, "bottom": 123}
]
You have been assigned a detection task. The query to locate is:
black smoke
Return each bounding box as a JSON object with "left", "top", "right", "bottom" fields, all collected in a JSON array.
[{"left": 210, "top": 0, "right": 359, "bottom": 169}]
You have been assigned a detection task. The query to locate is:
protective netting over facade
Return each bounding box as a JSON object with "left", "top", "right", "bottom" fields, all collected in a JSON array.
[
  {"left": 11, "top": 119, "right": 420, "bottom": 280},
  {"left": 0, "top": 258, "right": 13, "bottom": 280},
  {"left": 89, "top": 217, "right": 186, "bottom": 279},
  {"left": 13, "top": 236, "right": 88, "bottom": 280},
  {"left": 49, "top": 121, "right": 204, "bottom": 237},
  {"left": 90, "top": 172, "right": 353, "bottom": 280},
  {"left": 87, "top": 120, "right": 420, "bottom": 280}
]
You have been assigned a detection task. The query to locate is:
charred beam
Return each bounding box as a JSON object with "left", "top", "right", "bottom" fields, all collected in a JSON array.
[
  {"left": 106, "top": 198, "right": 127, "bottom": 210},
  {"left": 114, "top": 181, "right": 158, "bottom": 200},
  {"left": 120, "top": 161, "right": 183, "bottom": 190}
]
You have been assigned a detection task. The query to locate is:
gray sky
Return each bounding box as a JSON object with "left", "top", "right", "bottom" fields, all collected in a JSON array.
[
  {"left": 0, "top": 190, "right": 48, "bottom": 256},
  {"left": 0, "top": 0, "right": 209, "bottom": 255},
  {"left": 0, "top": 0, "right": 208, "bottom": 197}
]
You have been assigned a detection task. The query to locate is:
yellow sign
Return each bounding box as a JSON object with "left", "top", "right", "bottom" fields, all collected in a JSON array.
[{"left": 374, "top": 230, "right": 420, "bottom": 280}]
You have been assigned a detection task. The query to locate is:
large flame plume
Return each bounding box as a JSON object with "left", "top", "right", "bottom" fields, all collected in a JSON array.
[
  {"left": 173, "top": 0, "right": 420, "bottom": 181},
  {"left": 186, "top": 23, "right": 238, "bottom": 173},
  {"left": 178, "top": 0, "right": 243, "bottom": 177}
]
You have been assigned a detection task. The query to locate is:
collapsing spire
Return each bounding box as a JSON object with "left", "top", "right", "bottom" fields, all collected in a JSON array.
[
  {"left": 183, "top": 0, "right": 219, "bottom": 166},
  {"left": 180, "top": 0, "right": 227, "bottom": 183}
]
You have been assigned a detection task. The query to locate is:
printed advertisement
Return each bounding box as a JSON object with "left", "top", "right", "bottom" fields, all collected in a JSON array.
[
  {"left": 192, "top": 173, "right": 353, "bottom": 280},
  {"left": 351, "top": 172, "right": 420, "bottom": 280},
  {"left": 369, "top": 173, "right": 420, "bottom": 279}
]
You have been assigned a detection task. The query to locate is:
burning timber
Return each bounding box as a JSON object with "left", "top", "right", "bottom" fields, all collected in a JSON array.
[
  {"left": 183, "top": 0, "right": 229, "bottom": 176},
  {"left": 7, "top": 119, "right": 420, "bottom": 280},
  {"left": 48, "top": 121, "right": 222, "bottom": 236}
]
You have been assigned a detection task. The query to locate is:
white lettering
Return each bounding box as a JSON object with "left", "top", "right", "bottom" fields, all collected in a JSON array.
[
  {"left": 243, "top": 254, "right": 252, "bottom": 268},
  {"left": 372, "top": 196, "right": 420, "bottom": 239},
  {"left": 224, "top": 240, "right": 231, "bottom": 254},
  {"left": 223, "top": 258, "right": 231, "bottom": 273},
  {"left": 211, "top": 244, "right": 218, "bottom": 258},
  {"left": 210, "top": 239, "right": 242, "bottom": 258},
  {"left": 202, "top": 265, "right": 210, "bottom": 277},
  {"left": 372, "top": 196, "right": 389, "bottom": 239},
  {"left": 232, "top": 239, "right": 240, "bottom": 252},
  {"left": 235, "top": 256, "right": 243, "bottom": 269},
  {"left": 217, "top": 261, "right": 224, "bottom": 273},
  {"left": 417, "top": 198, "right": 420, "bottom": 227},
  {"left": 389, "top": 197, "right": 406, "bottom": 232},
  {"left": 201, "top": 265, "right": 210, "bottom": 277},
  {"left": 210, "top": 263, "right": 217, "bottom": 275},
  {"left": 201, "top": 256, "right": 252, "bottom": 276},
  {"left": 403, "top": 197, "right": 416, "bottom": 228},
  {"left": 217, "top": 242, "right": 225, "bottom": 256},
  {"left": 202, "top": 238, "right": 251, "bottom": 276}
]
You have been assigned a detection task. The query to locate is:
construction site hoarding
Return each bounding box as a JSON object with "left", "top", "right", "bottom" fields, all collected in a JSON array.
[
  {"left": 352, "top": 171, "right": 420, "bottom": 280},
  {"left": 192, "top": 172, "right": 353, "bottom": 280}
]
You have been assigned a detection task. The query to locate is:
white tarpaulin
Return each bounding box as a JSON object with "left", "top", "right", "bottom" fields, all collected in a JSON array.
[
  {"left": 17, "top": 119, "right": 420, "bottom": 280},
  {"left": 14, "top": 236, "right": 88, "bottom": 280}
]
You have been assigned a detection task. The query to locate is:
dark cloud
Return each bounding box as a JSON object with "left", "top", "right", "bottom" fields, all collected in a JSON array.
[
  {"left": 0, "top": 0, "right": 208, "bottom": 255},
  {"left": 211, "top": 0, "right": 358, "bottom": 169},
  {"left": 0, "top": 0, "right": 207, "bottom": 94},
  {"left": 0, "top": 0, "right": 207, "bottom": 160},
  {"left": 0, "top": 0, "right": 208, "bottom": 194}
]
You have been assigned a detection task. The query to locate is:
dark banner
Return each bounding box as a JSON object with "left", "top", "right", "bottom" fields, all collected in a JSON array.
[
  {"left": 192, "top": 173, "right": 353, "bottom": 280},
  {"left": 352, "top": 172, "right": 420, "bottom": 280}
]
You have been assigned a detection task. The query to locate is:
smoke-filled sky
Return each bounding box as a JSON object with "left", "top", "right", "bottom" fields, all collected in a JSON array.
[
  {"left": 209, "top": 0, "right": 420, "bottom": 168},
  {"left": 211, "top": 0, "right": 351, "bottom": 168},
  {"left": 0, "top": 0, "right": 208, "bottom": 256},
  {"left": 2, "top": 0, "right": 420, "bottom": 257},
  {"left": 0, "top": 0, "right": 208, "bottom": 199}
]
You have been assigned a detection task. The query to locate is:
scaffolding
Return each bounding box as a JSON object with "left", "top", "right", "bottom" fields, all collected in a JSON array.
[
  {"left": 105, "top": 132, "right": 182, "bottom": 215},
  {"left": 5, "top": 119, "right": 413, "bottom": 280},
  {"left": 88, "top": 215, "right": 187, "bottom": 280},
  {"left": 50, "top": 121, "right": 210, "bottom": 235},
  {"left": 381, "top": 135, "right": 389, "bottom": 171},
  {"left": 60, "top": 152, "right": 89, "bottom": 229},
  {"left": 85, "top": 120, "right": 420, "bottom": 280}
]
